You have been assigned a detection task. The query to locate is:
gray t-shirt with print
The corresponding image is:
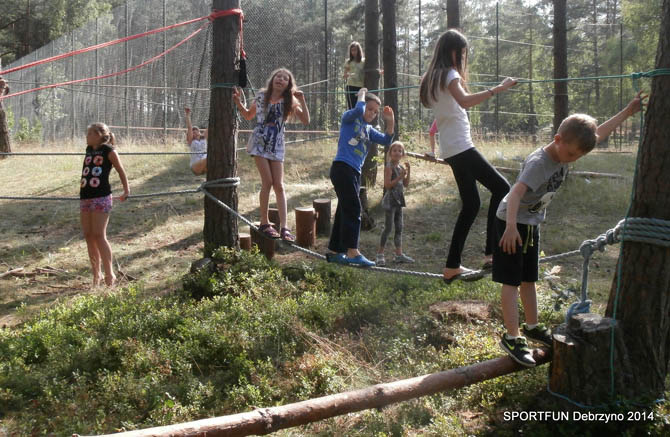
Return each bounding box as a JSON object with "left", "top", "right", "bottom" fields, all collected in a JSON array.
[{"left": 496, "top": 147, "right": 567, "bottom": 226}]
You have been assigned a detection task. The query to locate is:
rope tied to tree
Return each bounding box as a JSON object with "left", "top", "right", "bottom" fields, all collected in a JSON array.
[{"left": 566, "top": 217, "right": 670, "bottom": 322}]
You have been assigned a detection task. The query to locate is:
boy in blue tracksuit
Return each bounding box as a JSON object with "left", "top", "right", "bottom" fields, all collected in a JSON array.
[{"left": 328, "top": 88, "right": 395, "bottom": 266}]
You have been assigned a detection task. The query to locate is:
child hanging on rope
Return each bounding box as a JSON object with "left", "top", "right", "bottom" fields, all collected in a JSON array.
[
  {"left": 327, "top": 88, "right": 394, "bottom": 267},
  {"left": 420, "top": 29, "right": 517, "bottom": 284},
  {"left": 80, "top": 123, "right": 129, "bottom": 287},
  {"left": 184, "top": 107, "right": 207, "bottom": 175},
  {"left": 495, "top": 92, "right": 646, "bottom": 367},
  {"left": 376, "top": 141, "right": 414, "bottom": 266},
  {"left": 233, "top": 68, "right": 310, "bottom": 242}
]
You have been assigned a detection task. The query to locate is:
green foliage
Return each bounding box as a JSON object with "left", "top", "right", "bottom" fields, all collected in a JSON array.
[{"left": 13, "top": 117, "right": 42, "bottom": 142}]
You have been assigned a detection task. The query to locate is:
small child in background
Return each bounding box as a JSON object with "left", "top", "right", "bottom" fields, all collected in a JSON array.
[
  {"left": 376, "top": 141, "right": 414, "bottom": 266},
  {"left": 426, "top": 119, "right": 437, "bottom": 158},
  {"left": 495, "top": 92, "right": 646, "bottom": 367},
  {"left": 80, "top": 123, "right": 129, "bottom": 287},
  {"left": 184, "top": 107, "right": 207, "bottom": 175}
]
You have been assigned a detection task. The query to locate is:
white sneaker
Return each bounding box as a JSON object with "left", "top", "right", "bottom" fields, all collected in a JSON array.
[{"left": 376, "top": 253, "right": 386, "bottom": 266}]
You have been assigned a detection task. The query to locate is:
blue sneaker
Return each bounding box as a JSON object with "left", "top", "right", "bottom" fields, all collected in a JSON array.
[{"left": 343, "top": 255, "right": 375, "bottom": 267}]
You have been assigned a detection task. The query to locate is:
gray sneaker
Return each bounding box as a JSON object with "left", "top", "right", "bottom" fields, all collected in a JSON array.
[
  {"left": 376, "top": 253, "right": 386, "bottom": 266},
  {"left": 394, "top": 253, "right": 415, "bottom": 263}
]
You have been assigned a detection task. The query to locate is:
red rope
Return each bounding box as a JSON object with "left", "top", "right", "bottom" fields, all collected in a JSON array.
[
  {"left": 0, "top": 22, "right": 208, "bottom": 101},
  {"left": 0, "top": 8, "right": 244, "bottom": 76}
]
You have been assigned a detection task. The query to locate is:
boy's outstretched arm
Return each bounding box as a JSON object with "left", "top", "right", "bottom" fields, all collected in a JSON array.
[
  {"left": 499, "top": 182, "right": 528, "bottom": 255},
  {"left": 382, "top": 106, "right": 394, "bottom": 135},
  {"left": 597, "top": 91, "right": 647, "bottom": 143}
]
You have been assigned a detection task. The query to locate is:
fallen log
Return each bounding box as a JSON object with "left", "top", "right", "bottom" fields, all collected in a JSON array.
[
  {"left": 405, "top": 151, "right": 624, "bottom": 179},
  {"left": 0, "top": 267, "right": 23, "bottom": 279},
  {"left": 78, "top": 348, "right": 550, "bottom": 437}
]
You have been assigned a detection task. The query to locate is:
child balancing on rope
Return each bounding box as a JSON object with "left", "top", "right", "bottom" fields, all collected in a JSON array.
[
  {"left": 495, "top": 91, "right": 647, "bottom": 368},
  {"left": 233, "top": 68, "right": 310, "bottom": 242}
]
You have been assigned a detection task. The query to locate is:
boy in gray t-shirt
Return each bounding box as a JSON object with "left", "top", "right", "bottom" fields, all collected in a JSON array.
[{"left": 494, "top": 93, "right": 646, "bottom": 367}]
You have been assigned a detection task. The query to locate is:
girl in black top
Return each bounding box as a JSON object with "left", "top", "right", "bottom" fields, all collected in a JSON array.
[{"left": 80, "top": 122, "right": 129, "bottom": 287}]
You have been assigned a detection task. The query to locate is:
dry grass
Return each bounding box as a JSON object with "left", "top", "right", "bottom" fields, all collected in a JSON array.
[{"left": 0, "top": 134, "right": 637, "bottom": 327}]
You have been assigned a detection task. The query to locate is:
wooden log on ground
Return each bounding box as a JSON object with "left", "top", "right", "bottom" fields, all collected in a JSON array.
[
  {"left": 295, "top": 207, "right": 316, "bottom": 248},
  {"left": 250, "top": 222, "right": 275, "bottom": 260},
  {"left": 405, "top": 151, "right": 624, "bottom": 179},
  {"left": 313, "top": 198, "right": 331, "bottom": 236},
  {"left": 80, "top": 348, "right": 550, "bottom": 437},
  {"left": 549, "top": 313, "right": 631, "bottom": 406},
  {"left": 239, "top": 232, "right": 251, "bottom": 251},
  {"left": 0, "top": 267, "right": 24, "bottom": 279}
]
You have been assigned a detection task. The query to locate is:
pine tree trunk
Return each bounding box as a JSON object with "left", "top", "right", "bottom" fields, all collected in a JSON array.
[
  {"left": 446, "top": 0, "right": 460, "bottom": 29},
  {"left": 552, "top": 0, "right": 568, "bottom": 135},
  {"left": 551, "top": 0, "right": 670, "bottom": 404},
  {"left": 381, "top": 0, "right": 398, "bottom": 138},
  {"left": 204, "top": 0, "right": 240, "bottom": 255},
  {"left": 0, "top": 66, "right": 11, "bottom": 159},
  {"left": 603, "top": 0, "right": 670, "bottom": 400},
  {"left": 360, "top": 0, "right": 381, "bottom": 231}
]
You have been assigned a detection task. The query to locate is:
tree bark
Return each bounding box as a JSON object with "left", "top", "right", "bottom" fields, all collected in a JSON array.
[
  {"left": 381, "top": 0, "right": 398, "bottom": 139},
  {"left": 82, "top": 348, "right": 550, "bottom": 437},
  {"left": 552, "top": 0, "right": 568, "bottom": 135},
  {"left": 204, "top": 0, "right": 240, "bottom": 255},
  {"left": 360, "top": 0, "right": 381, "bottom": 231},
  {"left": 602, "top": 0, "right": 670, "bottom": 401},
  {"left": 0, "top": 64, "right": 11, "bottom": 158},
  {"left": 446, "top": 0, "right": 460, "bottom": 29}
]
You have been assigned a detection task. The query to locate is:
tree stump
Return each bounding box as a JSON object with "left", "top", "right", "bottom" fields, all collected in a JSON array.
[
  {"left": 268, "top": 208, "right": 280, "bottom": 231},
  {"left": 250, "top": 222, "right": 275, "bottom": 259},
  {"left": 239, "top": 232, "right": 251, "bottom": 251},
  {"left": 549, "top": 313, "right": 632, "bottom": 406},
  {"left": 295, "top": 207, "right": 316, "bottom": 248},
  {"left": 313, "top": 198, "right": 331, "bottom": 236}
]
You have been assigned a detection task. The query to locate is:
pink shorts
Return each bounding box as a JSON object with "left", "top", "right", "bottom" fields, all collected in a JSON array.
[{"left": 80, "top": 194, "right": 113, "bottom": 213}]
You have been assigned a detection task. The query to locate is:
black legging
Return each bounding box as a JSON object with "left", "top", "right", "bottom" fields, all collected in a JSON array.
[
  {"left": 345, "top": 85, "right": 362, "bottom": 110},
  {"left": 445, "top": 148, "right": 510, "bottom": 268}
]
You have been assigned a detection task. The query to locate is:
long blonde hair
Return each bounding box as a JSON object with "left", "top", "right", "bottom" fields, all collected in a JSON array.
[
  {"left": 262, "top": 68, "right": 297, "bottom": 120},
  {"left": 420, "top": 29, "right": 470, "bottom": 108}
]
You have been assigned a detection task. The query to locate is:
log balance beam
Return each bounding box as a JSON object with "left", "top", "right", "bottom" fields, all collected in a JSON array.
[
  {"left": 77, "top": 347, "right": 550, "bottom": 437},
  {"left": 405, "top": 151, "right": 624, "bottom": 180}
]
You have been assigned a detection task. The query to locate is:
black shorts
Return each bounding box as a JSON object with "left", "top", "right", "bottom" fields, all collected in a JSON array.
[{"left": 492, "top": 217, "right": 540, "bottom": 286}]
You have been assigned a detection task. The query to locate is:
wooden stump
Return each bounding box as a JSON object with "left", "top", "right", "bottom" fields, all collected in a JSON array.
[
  {"left": 295, "top": 207, "right": 316, "bottom": 248},
  {"left": 550, "top": 313, "right": 632, "bottom": 406},
  {"left": 250, "top": 222, "right": 275, "bottom": 259},
  {"left": 313, "top": 198, "right": 331, "bottom": 236},
  {"left": 268, "top": 208, "right": 280, "bottom": 230},
  {"left": 239, "top": 232, "right": 251, "bottom": 251}
]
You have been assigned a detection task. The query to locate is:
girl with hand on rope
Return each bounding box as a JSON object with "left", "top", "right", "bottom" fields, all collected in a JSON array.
[
  {"left": 419, "top": 29, "right": 517, "bottom": 284},
  {"left": 184, "top": 107, "right": 207, "bottom": 175},
  {"left": 80, "top": 123, "right": 129, "bottom": 287},
  {"left": 233, "top": 68, "right": 310, "bottom": 242}
]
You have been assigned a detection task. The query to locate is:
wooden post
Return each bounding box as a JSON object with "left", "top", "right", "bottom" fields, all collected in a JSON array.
[
  {"left": 550, "top": 313, "right": 631, "bottom": 406},
  {"left": 239, "top": 232, "right": 251, "bottom": 251},
  {"left": 313, "top": 198, "right": 331, "bottom": 236},
  {"left": 268, "top": 207, "right": 280, "bottom": 230},
  {"left": 295, "top": 207, "right": 316, "bottom": 248},
  {"left": 250, "top": 222, "right": 275, "bottom": 259},
  {"left": 79, "top": 348, "right": 550, "bottom": 437}
]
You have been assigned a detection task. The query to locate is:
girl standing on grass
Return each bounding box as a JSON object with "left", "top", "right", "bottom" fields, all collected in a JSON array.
[
  {"left": 376, "top": 141, "right": 414, "bottom": 266},
  {"left": 80, "top": 123, "right": 129, "bottom": 287},
  {"left": 233, "top": 68, "right": 310, "bottom": 242},
  {"left": 419, "top": 29, "right": 517, "bottom": 283},
  {"left": 343, "top": 41, "right": 365, "bottom": 110}
]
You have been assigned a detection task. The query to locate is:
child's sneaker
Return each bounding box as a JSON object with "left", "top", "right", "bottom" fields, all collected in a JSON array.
[
  {"left": 376, "top": 253, "right": 386, "bottom": 266},
  {"left": 522, "top": 323, "right": 553, "bottom": 347},
  {"left": 499, "top": 334, "right": 536, "bottom": 367},
  {"left": 394, "top": 253, "right": 415, "bottom": 263}
]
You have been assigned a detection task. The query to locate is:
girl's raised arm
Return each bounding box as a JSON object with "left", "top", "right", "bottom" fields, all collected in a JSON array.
[
  {"left": 448, "top": 77, "right": 516, "bottom": 109},
  {"left": 292, "top": 90, "right": 310, "bottom": 125},
  {"left": 233, "top": 87, "right": 257, "bottom": 121}
]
